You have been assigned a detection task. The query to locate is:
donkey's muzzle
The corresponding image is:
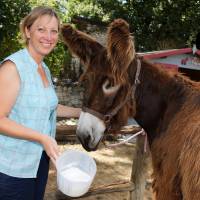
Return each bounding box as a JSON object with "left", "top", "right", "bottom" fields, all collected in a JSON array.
[{"left": 76, "top": 131, "right": 97, "bottom": 152}]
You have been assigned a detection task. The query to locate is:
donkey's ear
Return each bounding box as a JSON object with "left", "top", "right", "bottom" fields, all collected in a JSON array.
[
  {"left": 61, "top": 24, "right": 104, "bottom": 67},
  {"left": 107, "top": 19, "right": 135, "bottom": 84}
]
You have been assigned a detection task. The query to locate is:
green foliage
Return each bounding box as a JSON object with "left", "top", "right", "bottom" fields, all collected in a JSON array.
[
  {"left": 44, "top": 41, "right": 68, "bottom": 78},
  {"left": 72, "top": 0, "right": 200, "bottom": 51},
  {"left": 0, "top": 34, "right": 23, "bottom": 59},
  {"left": 1, "top": 0, "right": 200, "bottom": 80},
  {"left": 66, "top": 0, "right": 109, "bottom": 22},
  {"left": 0, "top": 0, "right": 31, "bottom": 59}
]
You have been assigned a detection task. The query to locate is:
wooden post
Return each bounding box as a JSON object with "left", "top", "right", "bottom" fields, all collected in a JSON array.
[{"left": 129, "top": 135, "right": 150, "bottom": 200}]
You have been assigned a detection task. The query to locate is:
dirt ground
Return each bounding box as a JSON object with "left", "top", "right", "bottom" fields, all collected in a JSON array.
[{"left": 44, "top": 142, "right": 153, "bottom": 200}]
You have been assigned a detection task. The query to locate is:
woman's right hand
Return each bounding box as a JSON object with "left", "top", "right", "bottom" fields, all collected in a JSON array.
[{"left": 40, "top": 134, "right": 60, "bottom": 166}]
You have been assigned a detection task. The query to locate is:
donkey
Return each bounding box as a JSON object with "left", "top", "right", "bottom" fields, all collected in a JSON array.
[{"left": 62, "top": 19, "right": 200, "bottom": 200}]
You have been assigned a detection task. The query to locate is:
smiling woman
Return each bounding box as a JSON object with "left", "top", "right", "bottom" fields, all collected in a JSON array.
[
  {"left": 21, "top": 10, "right": 59, "bottom": 87},
  {"left": 20, "top": 7, "right": 60, "bottom": 61},
  {"left": 0, "top": 6, "right": 81, "bottom": 200}
]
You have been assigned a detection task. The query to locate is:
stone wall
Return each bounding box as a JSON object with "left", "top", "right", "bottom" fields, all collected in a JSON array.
[
  {"left": 55, "top": 84, "right": 84, "bottom": 107},
  {"left": 68, "top": 22, "right": 107, "bottom": 80}
]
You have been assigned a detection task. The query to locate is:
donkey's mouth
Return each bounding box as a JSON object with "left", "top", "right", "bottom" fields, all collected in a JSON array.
[
  {"left": 82, "top": 144, "right": 98, "bottom": 152},
  {"left": 80, "top": 142, "right": 99, "bottom": 152},
  {"left": 77, "top": 134, "right": 103, "bottom": 152}
]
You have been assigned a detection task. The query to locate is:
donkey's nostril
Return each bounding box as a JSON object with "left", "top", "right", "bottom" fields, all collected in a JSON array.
[
  {"left": 76, "top": 132, "right": 93, "bottom": 151},
  {"left": 85, "top": 134, "right": 91, "bottom": 144}
]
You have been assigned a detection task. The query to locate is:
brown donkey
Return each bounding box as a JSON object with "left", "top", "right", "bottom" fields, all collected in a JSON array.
[{"left": 62, "top": 19, "right": 200, "bottom": 200}]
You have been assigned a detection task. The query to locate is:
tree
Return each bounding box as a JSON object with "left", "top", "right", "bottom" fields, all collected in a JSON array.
[
  {"left": 0, "top": 0, "right": 31, "bottom": 59},
  {"left": 65, "top": 0, "right": 200, "bottom": 51},
  {"left": 1, "top": 0, "right": 200, "bottom": 80}
]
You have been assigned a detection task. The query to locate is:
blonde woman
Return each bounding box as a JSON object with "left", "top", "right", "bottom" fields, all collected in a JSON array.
[{"left": 0, "top": 6, "right": 80, "bottom": 200}]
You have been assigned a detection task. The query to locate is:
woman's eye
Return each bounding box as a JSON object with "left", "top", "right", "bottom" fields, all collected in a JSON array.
[
  {"left": 38, "top": 28, "right": 45, "bottom": 33},
  {"left": 51, "top": 30, "right": 58, "bottom": 34}
]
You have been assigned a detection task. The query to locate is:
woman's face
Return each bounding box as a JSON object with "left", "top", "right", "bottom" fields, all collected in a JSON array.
[{"left": 25, "top": 14, "right": 59, "bottom": 58}]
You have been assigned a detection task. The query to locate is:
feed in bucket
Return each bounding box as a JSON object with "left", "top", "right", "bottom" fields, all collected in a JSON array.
[{"left": 56, "top": 150, "right": 96, "bottom": 197}]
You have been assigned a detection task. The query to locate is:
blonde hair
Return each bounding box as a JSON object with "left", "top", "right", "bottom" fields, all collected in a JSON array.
[{"left": 20, "top": 6, "right": 60, "bottom": 45}]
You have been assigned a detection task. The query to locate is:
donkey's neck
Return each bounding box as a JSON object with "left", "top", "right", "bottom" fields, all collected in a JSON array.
[{"left": 133, "top": 59, "right": 187, "bottom": 145}]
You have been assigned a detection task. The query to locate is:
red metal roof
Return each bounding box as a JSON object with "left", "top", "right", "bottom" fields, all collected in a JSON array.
[
  {"left": 139, "top": 48, "right": 192, "bottom": 59},
  {"left": 138, "top": 48, "right": 200, "bottom": 70}
]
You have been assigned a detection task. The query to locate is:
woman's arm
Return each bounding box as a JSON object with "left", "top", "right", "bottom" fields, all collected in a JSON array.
[
  {"left": 57, "top": 104, "right": 81, "bottom": 118},
  {"left": 0, "top": 61, "right": 59, "bottom": 163},
  {"left": 0, "top": 61, "right": 42, "bottom": 142}
]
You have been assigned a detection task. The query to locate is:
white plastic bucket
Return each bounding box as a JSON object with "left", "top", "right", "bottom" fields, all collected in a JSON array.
[{"left": 56, "top": 150, "right": 96, "bottom": 197}]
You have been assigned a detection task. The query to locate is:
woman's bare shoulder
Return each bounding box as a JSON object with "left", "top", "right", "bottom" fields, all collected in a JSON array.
[
  {"left": 0, "top": 60, "right": 16, "bottom": 70},
  {"left": 0, "top": 60, "right": 17, "bottom": 75},
  {"left": 0, "top": 60, "right": 19, "bottom": 80}
]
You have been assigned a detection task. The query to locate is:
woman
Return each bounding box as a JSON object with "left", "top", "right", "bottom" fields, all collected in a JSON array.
[{"left": 0, "top": 6, "right": 81, "bottom": 200}]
